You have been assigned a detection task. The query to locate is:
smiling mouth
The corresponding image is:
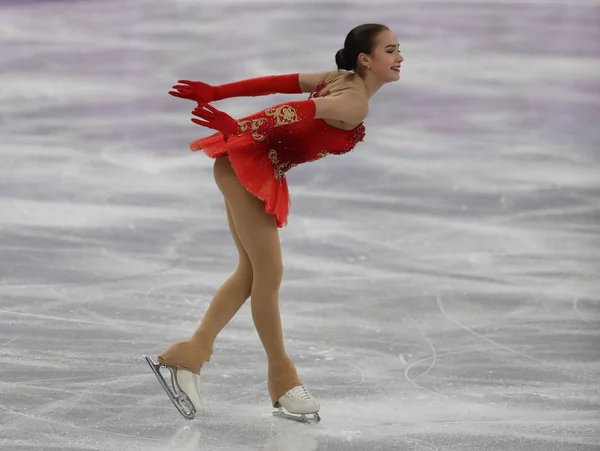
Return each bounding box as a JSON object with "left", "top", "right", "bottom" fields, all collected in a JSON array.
[{"left": 391, "top": 66, "right": 401, "bottom": 72}]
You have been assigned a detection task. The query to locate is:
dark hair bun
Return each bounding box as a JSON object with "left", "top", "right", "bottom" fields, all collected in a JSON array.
[
  {"left": 335, "top": 48, "right": 350, "bottom": 71},
  {"left": 336, "top": 23, "right": 390, "bottom": 73}
]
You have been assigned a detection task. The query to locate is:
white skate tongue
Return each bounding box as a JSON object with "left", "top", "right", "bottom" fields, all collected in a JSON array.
[{"left": 287, "top": 385, "right": 312, "bottom": 402}]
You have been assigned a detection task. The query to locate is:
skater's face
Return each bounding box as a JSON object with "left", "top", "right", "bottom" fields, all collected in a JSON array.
[{"left": 359, "top": 29, "right": 403, "bottom": 83}]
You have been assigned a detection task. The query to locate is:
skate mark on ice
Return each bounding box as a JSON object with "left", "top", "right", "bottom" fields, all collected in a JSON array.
[
  {"left": 0, "top": 265, "right": 170, "bottom": 288},
  {"left": 0, "top": 308, "right": 115, "bottom": 326},
  {"left": 311, "top": 348, "right": 365, "bottom": 387},
  {"left": 144, "top": 281, "right": 193, "bottom": 304},
  {"left": 407, "top": 316, "right": 437, "bottom": 381},
  {"left": 407, "top": 437, "right": 439, "bottom": 451},
  {"left": 404, "top": 348, "right": 493, "bottom": 391},
  {"left": 344, "top": 359, "right": 365, "bottom": 387},
  {"left": 0, "top": 338, "right": 15, "bottom": 349},
  {"left": 0, "top": 255, "right": 183, "bottom": 289},
  {"left": 6, "top": 377, "right": 141, "bottom": 421},
  {"left": 0, "top": 308, "right": 130, "bottom": 328},
  {"left": 436, "top": 295, "right": 549, "bottom": 365},
  {"left": 0, "top": 307, "right": 174, "bottom": 334},
  {"left": 219, "top": 380, "right": 269, "bottom": 404},
  {"left": 329, "top": 354, "right": 365, "bottom": 388},
  {"left": 8, "top": 200, "right": 35, "bottom": 224},
  {"left": 0, "top": 380, "right": 81, "bottom": 397},
  {"left": 402, "top": 316, "right": 436, "bottom": 391},
  {"left": 58, "top": 377, "right": 109, "bottom": 417},
  {"left": 101, "top": 247, "right": 137, "bottom": 265},
  {"left": 572, "top": 298, "right": 590, "bottom": 322},
  {"left": 10, "top": 374, "right": 124, "bottom": 385},
  {"left": 0, "top": 405, "right": 163, "bottom": 444},
  {"left": 101, "top": 247, "right": 185, "bottom": 278}
]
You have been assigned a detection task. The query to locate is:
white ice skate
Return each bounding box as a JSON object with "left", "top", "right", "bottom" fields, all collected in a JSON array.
[
  {"left": 145, "top": 356, "right": 203, "bottom": 420},
  {"left": 273, "top": 385, "right": 321, "bottom": 423}
]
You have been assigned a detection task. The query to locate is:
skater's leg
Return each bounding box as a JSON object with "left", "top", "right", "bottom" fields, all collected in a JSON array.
[
  {"left": 158, "top": 183, "right": 254, "bottom": 374},
  {"left": 191, "top": 202, "right": 253, "bottom": 342},
  {"left": 213, "top": 156, "right": 302, "bottom": 405},
  {"left": 148, "top": 161, "right": 257, "bottom": 419}
]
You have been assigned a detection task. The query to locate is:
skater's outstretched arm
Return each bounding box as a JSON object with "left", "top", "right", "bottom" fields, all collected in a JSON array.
[
  {"left": 191, "top": 94, "right": 367, "bottom": 141},
  {"left": 169, "top": 71, "right": 336, "bottom": 104},
  {"left": 169, "top": 73, "right": 302, "bottom": 103}
]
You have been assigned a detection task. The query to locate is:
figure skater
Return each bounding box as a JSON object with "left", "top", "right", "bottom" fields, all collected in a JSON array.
[{"left": 145, "top": 23, "right": 403, "bottom": 423}]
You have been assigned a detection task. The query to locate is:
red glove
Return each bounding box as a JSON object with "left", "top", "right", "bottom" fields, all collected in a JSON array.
[
  {"left": 191, "top": 103, "right": 239, "bottom": 141},
  {"left": 170, "top": 73, "right": 301, "bottom": 103},
  {"left": 169, "top": 80, "right": 215, "bottom": 103}
]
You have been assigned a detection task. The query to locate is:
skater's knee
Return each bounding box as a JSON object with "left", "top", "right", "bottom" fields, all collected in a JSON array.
[
  {"left": 233, "top": 265, "right": 253, "bottom": 298},
  {"left": 252, "top": 260, "right": 283, "bottom": 293},
  {"left": 236, "top": 249, "right": 253, "bottom": 277}
]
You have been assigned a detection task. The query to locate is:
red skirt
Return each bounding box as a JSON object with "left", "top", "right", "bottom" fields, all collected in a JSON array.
[{"left": 190, "top": 132, "right": 290, "bottom": 228}]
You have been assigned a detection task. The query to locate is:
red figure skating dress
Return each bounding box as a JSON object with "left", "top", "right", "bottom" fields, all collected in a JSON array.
[{"left": 189, "top": 81, "right": 366, "bottom": 227}]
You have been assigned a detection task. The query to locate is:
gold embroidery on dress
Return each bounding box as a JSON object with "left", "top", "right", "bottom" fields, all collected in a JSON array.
[
  {"left": 267, "top": 149, "right": 278, "bottom": 164},
  {"left": 238, "top": 105, "right": 299, "bottom": 143},
  {"left": 238, "top": 118, "right": 267, "bottom": 142},
  {"left": 265, "top": 105, "right": 299, "bottom": 126},
  {"left": 267, "top": 149, "right": 284, "bottom": 181},
  {"left": 267, "top": 149, "right": 297, "bottom": 181}
]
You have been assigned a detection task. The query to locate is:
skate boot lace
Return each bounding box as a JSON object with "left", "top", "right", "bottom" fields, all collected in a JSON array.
[{"left": 287, "top": 385, "right": 312, "bottom": 402}]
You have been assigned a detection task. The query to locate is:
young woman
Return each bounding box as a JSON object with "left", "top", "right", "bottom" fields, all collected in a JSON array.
[{"left": 146, "top": 23, "right": 403, "bottom": 423}]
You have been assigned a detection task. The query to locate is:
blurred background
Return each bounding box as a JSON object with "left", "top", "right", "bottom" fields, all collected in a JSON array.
[{"left": 1, "top": 1, "right": 599, "bottom": 450}]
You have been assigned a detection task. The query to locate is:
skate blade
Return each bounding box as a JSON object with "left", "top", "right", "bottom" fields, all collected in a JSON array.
[
  {"left": 272, "top": 405, "right": 321, "bottom": 424},
  {"left": 145, "top": 356, "right": 196, "bottom": 420}
]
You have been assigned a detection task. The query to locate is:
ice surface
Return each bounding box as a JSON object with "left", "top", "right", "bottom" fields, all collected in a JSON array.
[{"left": 1, "top": 0, "right": 599, "bottom": 450}]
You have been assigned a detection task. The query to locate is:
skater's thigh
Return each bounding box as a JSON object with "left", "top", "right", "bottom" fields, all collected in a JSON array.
[
  {"left": 213, "top": 156, "right": 282, "bottom": 279},
  {"left": 225, "top": 200, "right": 252, "bottom": 273}
]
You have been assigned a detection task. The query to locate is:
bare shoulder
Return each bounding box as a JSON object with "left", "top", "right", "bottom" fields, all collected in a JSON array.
[
  {"left": 341, "top": 93, "right": 369, "bottom": 122},
  {"left": 312, "top": 92, "right": 369, "bottom": 124},
  {"left": 299, "top": 70, "right": 369, "bottom": 124},
  {"left": 298, "top": 70, "right": 338, "bottom": 93},
  {"left": 333, "top": 79, "right": 370, "bottom": 122}
]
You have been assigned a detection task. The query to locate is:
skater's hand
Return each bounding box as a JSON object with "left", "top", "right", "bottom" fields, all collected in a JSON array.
[
  {"left": 169, "top": 80, "right": 216, "bottom": 103},
  {"left": 191, "top": 103, "right": 239, "bottom": 141}
]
